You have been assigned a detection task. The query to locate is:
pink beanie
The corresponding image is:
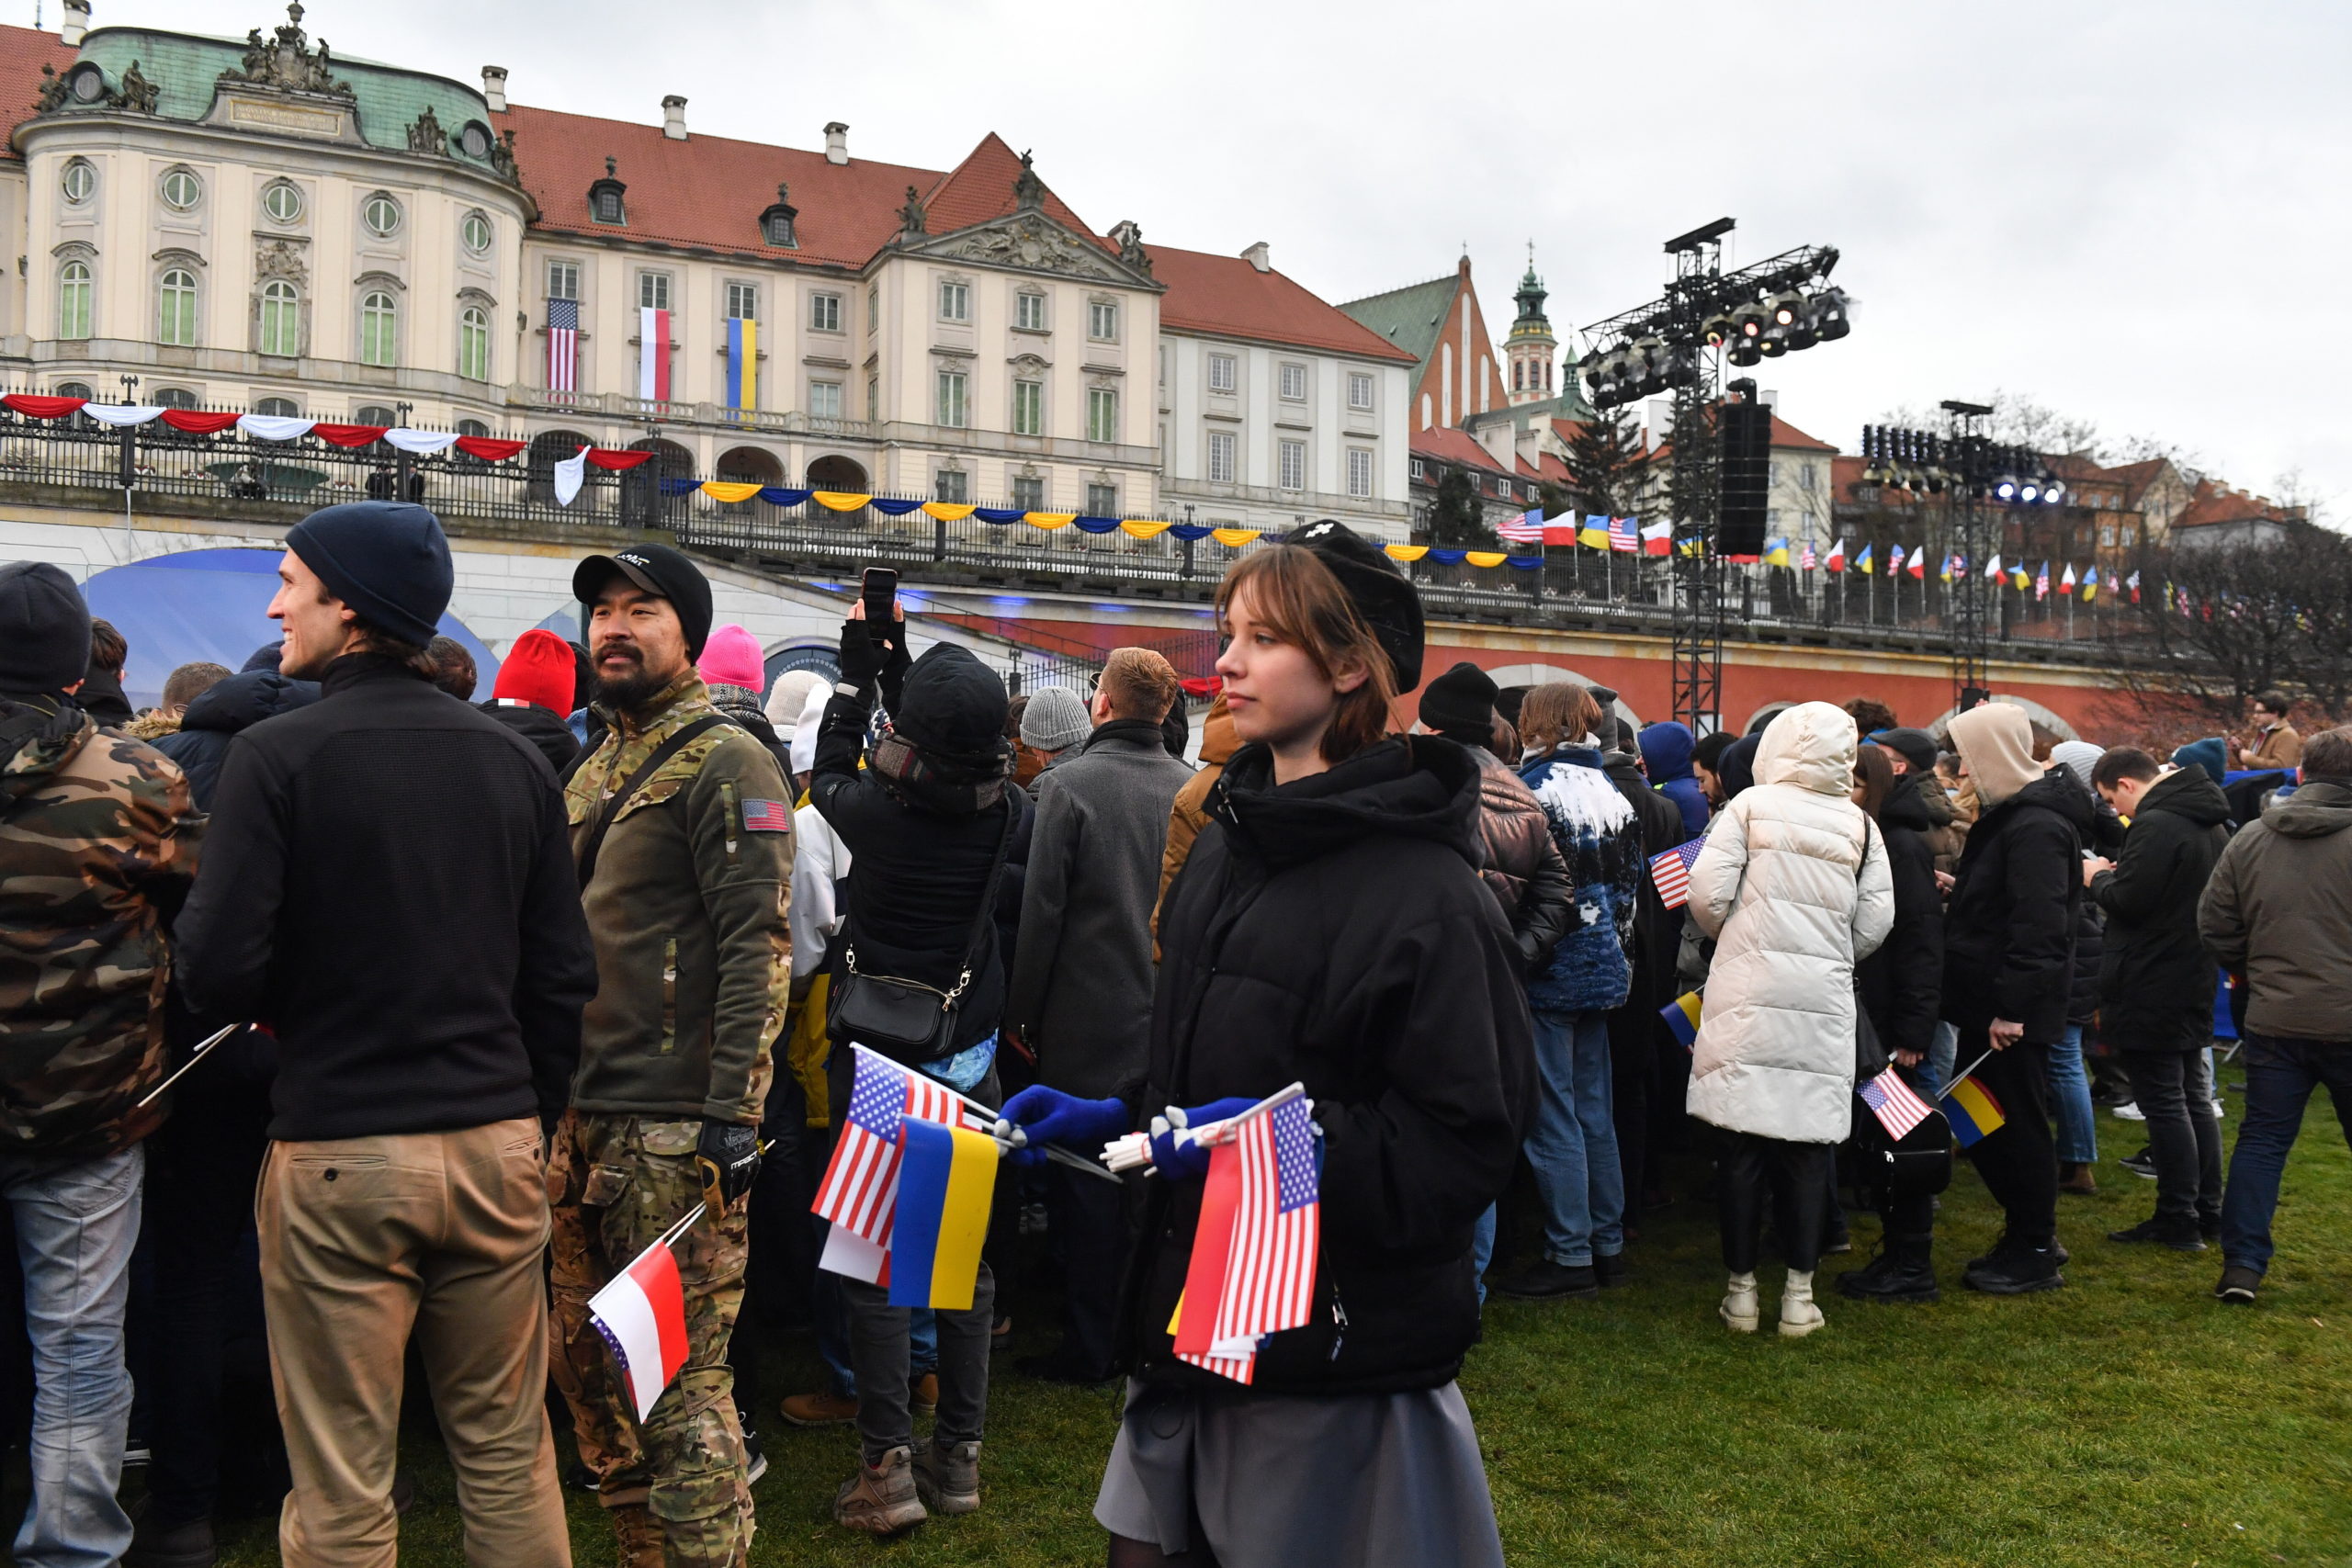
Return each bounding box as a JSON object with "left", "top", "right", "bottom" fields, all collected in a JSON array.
[{"left": 696, "top": 624, "right": 765, "bottom": 693}]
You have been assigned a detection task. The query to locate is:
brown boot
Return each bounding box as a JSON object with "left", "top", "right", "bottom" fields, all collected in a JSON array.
[
  {"left": 605, "top": 1502, "right": 666, "bottom": 1568},
  {"left": 779, "top": 1389, "right": 857, "bottom": 1427},
  {"left": 913, "top": 1438, "right": 981, "bottom": 1515},
  {"left": 2059, "top": 1161, "right": 2098, "bottom": 1196},
  {"left": 834, "top": 1446, "right": 926, "bottom": 1535}
]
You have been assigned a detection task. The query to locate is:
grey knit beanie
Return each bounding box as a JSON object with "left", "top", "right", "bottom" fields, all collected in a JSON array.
[{"left": 1021, "top": 685, "right": 1091, "bottom": 752}]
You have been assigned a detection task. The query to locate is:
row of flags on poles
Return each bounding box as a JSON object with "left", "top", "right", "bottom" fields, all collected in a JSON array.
[
  {"left": 1770, "top": 537, "right": 2145, "bottom": 603},
  {"left": 1496, "top": 511, "right": 1675, "bottom": 554},
  {"left": 545, "top": 300, "right": 759, "bottom": 412}
]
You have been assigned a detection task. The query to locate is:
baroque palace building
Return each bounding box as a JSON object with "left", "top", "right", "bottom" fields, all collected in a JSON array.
[{"left": 0, "top": 2, "right": 1415, "bottom": 536}]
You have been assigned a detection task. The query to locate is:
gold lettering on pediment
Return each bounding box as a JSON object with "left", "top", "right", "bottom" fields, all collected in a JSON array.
[{"left": 227, "top": 97, "right": 344, "bottom": 138}]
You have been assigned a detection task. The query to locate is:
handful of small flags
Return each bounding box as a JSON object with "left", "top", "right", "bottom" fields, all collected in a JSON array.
[{"left": 810, "top": 1044, "right": 1001, "bottom": 1310}]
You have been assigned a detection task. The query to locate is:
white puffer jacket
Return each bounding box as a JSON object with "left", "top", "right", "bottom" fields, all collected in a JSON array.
[{"left": 1685, "top": 702, "right": 1894, "bottom": 1143}]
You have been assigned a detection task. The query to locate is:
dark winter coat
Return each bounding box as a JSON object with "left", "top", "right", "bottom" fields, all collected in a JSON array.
[
  {"left": 1857, "top": 773, "right": 1946, "bottom": 1060},
  {"left": 1940, "top": 768, "right": 2093, "bottom": 1043},
  {"left": 1600, "top": 745, "right": 1687, "bottom": 1017},
  {"left": 153, "top": 670, "right": 321, "bottom": 809},
  {"left": 77, "top": 661, "right": 133, "bottom": 728},
  {"left": 1135, "top": 736, "right": 1535, "bottom": 1398},
  {"left": 2066, "top": 900, "right": 2105, "bottom": 1029},
  {"left": 1463, "top": 743, "right": 1574, "bottom": 976},
  {"left": 1637, "top": 721, "right": 1711, "bottom": 838},
  {"left": 1003, "top": 719, "right": 1194, "bottom": 1097},
  {"left": 2091, "top": 767, "right": 2230, "bottom": 1051},
  {"left": 175, "top": 655, "right": 598, "bottom": 1142},
  {"left": 480, "top": 697, "right": 580, "bottom": 774}
]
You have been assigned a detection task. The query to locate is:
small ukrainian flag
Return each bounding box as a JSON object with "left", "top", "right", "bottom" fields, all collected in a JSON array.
[{"left": 887, "top": 1119, "right": 999, "bottom": 1310}]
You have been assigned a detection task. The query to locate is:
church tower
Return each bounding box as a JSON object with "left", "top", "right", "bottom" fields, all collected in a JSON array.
[{"left": 1505, "top": 246, "right": 1557, "bottom": 408}]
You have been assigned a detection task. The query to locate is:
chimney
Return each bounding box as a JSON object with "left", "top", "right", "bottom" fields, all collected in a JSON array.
[
  {"left": 61, "top": 0, "right": 88, "bottom": 46},
  {"left": 1241, "top": 241, "right": 1271, "bottom": 273},
  {"left": 1759, "top": 387, "right": 1780, "bottom": 411},
  {"left": 823, "top": 121, "right": 849, "bottom": 165},
  {"left": 481, "top": 65, "right": 508, "bottom": 113},
  {"left": 662, "top": 95, "right": 687, "bottom": 141}
]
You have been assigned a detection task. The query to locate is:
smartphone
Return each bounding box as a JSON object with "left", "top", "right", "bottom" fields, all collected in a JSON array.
[{"left": 861, "top": 567, "right": 898, "bottom": 634}]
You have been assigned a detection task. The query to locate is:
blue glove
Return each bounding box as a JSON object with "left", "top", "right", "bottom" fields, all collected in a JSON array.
[
  {"left": 996, "top": 1087, "right": 1128, "bottom": 1170},
  {"left": 1147, "top": 1097, "right": 1259, "bottom": 1181}
]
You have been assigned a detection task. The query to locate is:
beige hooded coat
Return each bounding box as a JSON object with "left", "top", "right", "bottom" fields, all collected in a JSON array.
[{"left": 1685, "top": 702, "right": 1894, "bottom": 1144}]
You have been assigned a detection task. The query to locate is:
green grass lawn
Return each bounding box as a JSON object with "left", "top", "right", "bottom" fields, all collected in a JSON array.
[{"left": 193, "top": 1100, "right": 2352, "bottom": 1567}]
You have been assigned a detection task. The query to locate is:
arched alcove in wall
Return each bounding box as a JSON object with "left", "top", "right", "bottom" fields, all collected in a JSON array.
[
  {"left": 1929, "top": 694, "right": 2081, "bottom": 746},
  {"left": 1476, "top": 661, "right": 1643, "bottom": 729}
]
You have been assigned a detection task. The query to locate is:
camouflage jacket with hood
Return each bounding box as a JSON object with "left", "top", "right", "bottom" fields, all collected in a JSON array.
[{"left": 0, "top": 697, "right": 200, "bottom": 1159}]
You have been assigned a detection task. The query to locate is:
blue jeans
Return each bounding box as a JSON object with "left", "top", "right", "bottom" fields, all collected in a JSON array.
[
  {"left": 1524, "top": 1010, "right": 1623, "bottom": 1268},
  {"left": 1471, "top": 1204, "right": 1497, "bottom": 1305},
  {"left": 1, "top": 1145, "right": 142, "bottom": 1568},
  {"left": 2220, "top": 1033, "right": 2352, "bottom": 1276},
  {"left": 2048, "top": 1024, "right": 2099, "bottom": 1163},
  {"left": 1922, "top": 1020, "right": 1959, "bottom": 1100}
]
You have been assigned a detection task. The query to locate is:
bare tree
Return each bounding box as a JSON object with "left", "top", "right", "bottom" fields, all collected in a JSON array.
[{"left": 2111, "top": 525, "right": 2352, "bottom": 724}]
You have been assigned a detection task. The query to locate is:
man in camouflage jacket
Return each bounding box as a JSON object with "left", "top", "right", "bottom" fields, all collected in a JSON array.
[
  {"left": 0, "top": 562, "right": 198, "bottom": 1568},
  {"left": 551, "top": 547, "right": 791, "bottom": 1568}
]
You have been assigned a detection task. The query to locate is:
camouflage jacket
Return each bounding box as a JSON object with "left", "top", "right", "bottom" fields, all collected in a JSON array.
[
  {"left": 567, "top": 671, "right": 789, "bottom": 1126},
  {"left": 0, "top": 699, "right": 200, "bottom": 1159}
]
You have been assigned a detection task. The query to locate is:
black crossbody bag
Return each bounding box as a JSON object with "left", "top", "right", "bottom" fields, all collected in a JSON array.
[{"left": 827, "top": 799, "right": 1016, "bottom": 1066}]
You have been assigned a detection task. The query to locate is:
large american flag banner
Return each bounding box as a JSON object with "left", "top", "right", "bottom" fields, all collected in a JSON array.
[
  {"left": 547, "top": 298, "right": 579, "bottom": 393},
  {"left": 1649, "top": 835, "right": 1706, "bottom": 909},
  {"left": 1858, "top": 1066, "right": 1936, "bottom": 1141},
  {"left": 811, "top": 1044, "right": 971, "bottom": 1245},
  {"left": 1176, "top": 1091, "right": 1320, "bottom": 1383}
]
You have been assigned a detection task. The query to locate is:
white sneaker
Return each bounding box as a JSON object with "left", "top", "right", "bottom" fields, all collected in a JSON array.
[
  {"left": 1721, "top": 1271, "right": 1759, "bottom": 1333},
  {"left": 1779, "top": 1269, "right": 1825, "bottom": 1338},
  {"left": 2112, "top": 1101, "right": 2145, "bottom": 1122},
  {"left": 2211, "top": 1100, "right": 2226, "bottom": 1121}
]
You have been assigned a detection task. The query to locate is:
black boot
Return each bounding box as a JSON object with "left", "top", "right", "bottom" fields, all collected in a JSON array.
[{"left": 1837, "top": 1234, "right": 1939, "bottom": 1303}]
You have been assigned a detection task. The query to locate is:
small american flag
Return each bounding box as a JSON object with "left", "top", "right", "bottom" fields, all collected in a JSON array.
[
  {"left": 811, "top": 1045, "right": 969, "bottom": 1245},
  {"left": 1858, "top": 1066, "right": 1936, "bottom": 1140},
  {"left": 547, "top": 298, "right": 579, "bottom": 393},
  {"left": 1180, "top": 1094, "right": 1320, "bottom": 1381},
  {"left": 742, "top": 798, "right": 791, "bottom": 833},
  {"left": 1608, "top": 516, "right": 1641, "bottom": 553},
  {"left": 1649, "top": 835, "right": 1706, "bottom": 909},
  {"left": 1800, "top": 540, "right": 1817, "bottom": 570},
  {"left": 1496, "top": 508, "right": 1545, "bottom": 544}
]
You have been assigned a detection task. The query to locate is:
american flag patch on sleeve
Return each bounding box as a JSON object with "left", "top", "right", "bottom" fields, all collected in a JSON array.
[{"left": 742, "top": 799, "right": 791, "bottom": 832}]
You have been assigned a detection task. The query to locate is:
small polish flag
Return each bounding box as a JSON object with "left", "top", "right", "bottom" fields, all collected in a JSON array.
[
  {"left": 1825, "top": 538, "right": 1847, "bottom": 573},
  {"left": 588, "top": 1220, "right": 695, "bottom": 1421}
]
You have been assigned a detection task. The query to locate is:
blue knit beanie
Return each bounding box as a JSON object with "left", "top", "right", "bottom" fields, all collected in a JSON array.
[{"left": 285, "top": 502, "right": 453, "bottom": 648}]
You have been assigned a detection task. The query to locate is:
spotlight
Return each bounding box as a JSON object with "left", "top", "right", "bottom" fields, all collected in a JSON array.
[
  {"left": 1994, "top": 476, "right": 2018, "bottom": 502},
  {"left": 1632, "top": 337, "right": 1668, "bottom": 396},
  {"left": 1659, "top": 344, "right": 1699, "bottom": 389},
  {"left": 1726, "top": 333, "right": 1763, "bottom": 368},
  {"left": 2019, "top": 480, "right": 2041, "bottom": 502},
  {"left": 1702, "top": 310, "right": 1736, "bottom": 347},
  {"left": 1757, "top": 325, "right": 1789, "bottom": 357},
  {"left": 1770, "top": 290, "right": 1805, "bottom": 327},
  {"left": 1731, "top": 300, "right": 1770, "bottom": 341},
  {"left": 2042, "top": 479, "right": 2065, "bottom": 504},
  {"left": 1809, "top": 288, "right": 1851, "bottom": 342}
]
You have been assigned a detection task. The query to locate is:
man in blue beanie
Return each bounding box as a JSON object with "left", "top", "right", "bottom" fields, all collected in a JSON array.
[
  {"left": 176, "top": 501, "right": 596, "bottom": 1566},
  {"left": 1637, "top": 720, "right": 1710, "bottom": 837}
]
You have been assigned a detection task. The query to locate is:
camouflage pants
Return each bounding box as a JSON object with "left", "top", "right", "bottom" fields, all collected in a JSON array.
[{"left": 548, "top": 1111, "right": 752, "bottom": 1568}]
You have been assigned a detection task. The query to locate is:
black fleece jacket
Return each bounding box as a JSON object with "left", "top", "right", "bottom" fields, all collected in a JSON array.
[
  {"left": 1134, "top": 735, "right": 1535, "bottom": 1398},
  {"left": 1858, "top": 774, "right": 1946, "bottom": 1058},
  {"left": 175, "top": 654, "right": 598, "bottom": 1140},
  {"left": 1941, "top": 768, "right": 2093, "bottom": 1043},
  {"left": 153, "top": 670, "right": 320, "bottom": 809},
  {"left": 2092, "top": 767, "right": 2231, "bottom": 1049}
]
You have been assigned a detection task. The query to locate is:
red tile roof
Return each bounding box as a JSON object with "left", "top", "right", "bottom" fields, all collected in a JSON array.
[
  {"left": 918, "top": 132, "right": 1099, "bottom": 242},
  {"left": 1768, "top": 412, "right": 1838, "bottom": 452},
  {"left": 2177, "top": 478, "right": 2302, "bottom": 529},
  {"left": 1411, "top": 424, "right": 1514, "bottom": 476},
  {"left": 1147, "top": 245, "right": 1417, "bottom": 362},
  {"left": 0, "top": 24, "right": 86, "bottom": 162}
]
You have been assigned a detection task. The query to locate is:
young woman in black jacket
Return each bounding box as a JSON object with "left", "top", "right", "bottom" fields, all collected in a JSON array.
[
  {"left": 1839, "top": 742, "right": 1950, "bottom": 1303},
  {"left": 1002, "top": 524, "right": 1533, "bottom": 1568}
]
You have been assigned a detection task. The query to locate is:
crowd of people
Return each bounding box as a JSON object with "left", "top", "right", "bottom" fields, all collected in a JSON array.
[{"left": 0, "top": 496, "right": 2346, "bottom": 1568}]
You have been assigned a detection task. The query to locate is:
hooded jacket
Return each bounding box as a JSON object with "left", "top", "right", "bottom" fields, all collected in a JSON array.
[
  {"left": 1152, "top": 694, "right": 1234, "bottom": 940},
  {"left": 1684, "top": 702, "right": 1894, "bottom": 1144},
  {"left": 1940, "top": 767, "right": 2093, "bottom": 1042},
  {"left": 2198, "top": 778, "right": 2352, "bottom": 1038},
  {"left": 1136, "top": 735, "right": 1533, "bottom": 1397},
  {"left": 1518, "top": 741, "right": 1642, "bottom": 1014},
  {"left": 1461, "top": 743, "right": 1574, "bottom": 975},
  {"left": 0, "top": 699, "right": 198, "bottom": 1158},
  {"left": 1857, "top": 772, "right": 1945, "bottom": 1061},
  {"left": 1637, "top": 721, "right": 1711, "bottom": 838},
  {"left": 153, "top": 670, "right": 320, "bottom": 809},
  {"left": 2089, "top": 767, "right": 2229, "bottom": 1049}
]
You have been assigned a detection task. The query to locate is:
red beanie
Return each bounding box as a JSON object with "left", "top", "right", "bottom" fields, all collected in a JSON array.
[{"left": 492, "top": 628, "right": 577, "bottom": 715}]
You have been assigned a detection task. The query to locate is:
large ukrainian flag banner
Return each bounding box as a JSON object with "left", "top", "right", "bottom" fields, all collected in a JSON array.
[
  {"left": 887, "top": 1119, "right": 999, "bottom": 1310},
  {"left": 725, "top": 317, "right": 757, "bottom": 411}
]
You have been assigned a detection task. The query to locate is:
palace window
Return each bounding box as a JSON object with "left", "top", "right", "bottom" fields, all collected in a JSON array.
[
  {"left": 1207, "top": 353, "right": 1237, "bottom": 393},
  {"left": 58, "top": 261, "right": 92, "bottom": 339},
  {"left": 1207, "top": 431, "right": 1237, "bottom": 484},
  {"left": 160, "top": 167, "right": 201, "bottom": 211},
  {"left": 359, "top": 290, "right": 397, "bottom": 367},
  {"left": 725, "top": 282, "right": 757, "bottom": 321},
  {"left": 1347, "top": 448, "right": 1373, "bottom": 499},
  {"left": 458, "top": 305, "right": 490, "bottom": 380},
  {"left": 936, "top": 369, "right": 967, "bottom": 428},
  {"left": 1087, "top": 387, "right": 1118, "bottom": 444},
  {"left": 639, "top": 273, "right": 671, "bottom": 311},
  {"left": 548, "top": 261, "right": 580, "bottom": 301},
  {"left": 259, "top": 279, "right": 299, "bottom": 356},
  {"left": 61, "top": 159, "right": 95, "bottom": 204},
  {"left": 362, "top": 193, "right": 401, "bottom": 237},
  {"left": 809, "top": 293, "right": 842, "bottom": 333},
  {"left": 1089, "top": 299, "right": 1118, "bottom": 340},
  {"left": 157, "top": 268, "right": 198, "bottom": 347},
  {"left": 1012, "top": 474, "right": 1046, "bottom": 510},
  {"left": 936, "top": 469, "right": 970, "bottom": 503},
  {"left": 1012, "top": 378, "right": 1043, "bottom": 437},
  {"left": 1348, "top": 372, "right": 1374, "bottom": 411},
  {"left": 1086, "top": 481, "right": 1118, "bottom": 516},
  {"left": 1278, "top": 441, "right": 1306, "bottom": 491},
  {"left": 808, "top": 380, "right": 842, "bottom": 420},
  {"left": 461, "top": 211, "right": 492, "bottom": 254},
  {"left": 937, "top": 280, "right": 970, "bottom": 322},
  {"left": 1279, "top": 363, "right": 1306, "bottom": 401},
  {"left": 1016, "top": 292, "right": 1046, "bottom": 332}
]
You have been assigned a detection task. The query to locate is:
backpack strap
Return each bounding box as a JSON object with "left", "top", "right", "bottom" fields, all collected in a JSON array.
[{"left": 574, "top": 715, "right": 731, "bottom": 889}]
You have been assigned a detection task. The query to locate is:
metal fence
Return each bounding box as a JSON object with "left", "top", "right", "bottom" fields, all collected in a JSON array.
[{"left": 0, "top": 401, "right": 2139, "bottom": 664}]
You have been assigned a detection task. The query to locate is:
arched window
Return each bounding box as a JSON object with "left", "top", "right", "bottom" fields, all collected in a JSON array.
[
  {"left": 153, "top": 388, "right": 198, "bottom": 409},
  {"left": 259, "top": 279, "right": 300, "bottom": 357},
  {"left": 359, "top": 290, "right": 397, "bottom": 367},
  {"left": 58, "top": 261, "right": 91, "bottom": 339},
  {"left": 158, "top": 268, "right": 198, "bottom": 346},
  {"left": 255, "top": 396, "right": 300, "bottom": 418},
  {"left": 458, "top": 305, "right": 490, "bottom": 380},
  {"left": 54, "top": 381, "right": 93, "bottom": 400}
]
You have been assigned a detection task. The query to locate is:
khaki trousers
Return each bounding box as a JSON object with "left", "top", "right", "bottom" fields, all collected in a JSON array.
[{"left": 256, "top": 1117, "right": 570, "bottom": 1568}]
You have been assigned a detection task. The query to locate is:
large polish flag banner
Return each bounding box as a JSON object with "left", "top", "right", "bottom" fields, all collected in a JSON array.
[{"left": 639, "top": 306, "right": 672, "bottom": 402}]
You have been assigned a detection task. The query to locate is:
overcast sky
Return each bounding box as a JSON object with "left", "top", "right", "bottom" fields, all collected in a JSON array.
[{"left": 78, "top": 0, "right": 2352, "bottom": 513}]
